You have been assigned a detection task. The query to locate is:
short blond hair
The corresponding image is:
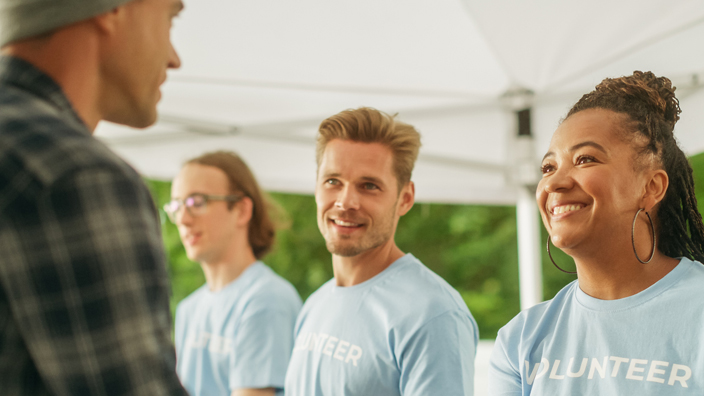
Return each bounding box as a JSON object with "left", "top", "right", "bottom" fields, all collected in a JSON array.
[{"left": 316, "top": 107, "right": 421, "bottom": 191}]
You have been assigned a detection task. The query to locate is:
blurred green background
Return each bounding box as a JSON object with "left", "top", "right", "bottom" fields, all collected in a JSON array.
[{"left": 146, "top": 152, "right": 704, "bottom": 339}]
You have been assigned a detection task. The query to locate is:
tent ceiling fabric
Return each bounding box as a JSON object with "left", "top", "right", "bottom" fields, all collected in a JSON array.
[{"left": 95, "top": 0, "right": 704, "bottom": 204}]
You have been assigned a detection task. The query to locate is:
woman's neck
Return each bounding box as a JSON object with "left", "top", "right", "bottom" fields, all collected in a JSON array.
[{"left": 571, "top": 248, "right": 679, "bottom": 300}]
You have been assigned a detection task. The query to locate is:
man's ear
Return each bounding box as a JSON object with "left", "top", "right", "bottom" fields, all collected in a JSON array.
[
  {"left": 236, "top": 197, "right": 254, "bottom": 226},
  {"left": 397, "top": 181, "right": 415, "bottom": 217},
  {"left": 92, "top": 6, "right": 126, "bottom": 35},
  {"left": 642, "top": 169, "right": 669, "bottom": 212}
]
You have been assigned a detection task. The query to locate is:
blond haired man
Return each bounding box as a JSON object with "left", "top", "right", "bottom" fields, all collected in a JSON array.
[
  {"left": 285, "top": 108, "right": 478, "bottom": 395},
  {"left": 0, "top": 0, "right": 186, "bottom": 394}
]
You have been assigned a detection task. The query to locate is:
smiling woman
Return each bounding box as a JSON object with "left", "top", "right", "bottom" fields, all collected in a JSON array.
[{"left": 488, "top": 71, "right": 704, "bottom": 395}]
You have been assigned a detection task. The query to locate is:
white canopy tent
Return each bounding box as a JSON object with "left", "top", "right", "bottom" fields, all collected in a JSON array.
[{"left": 96, "top": 0, "right": 704, "bottom": 310}]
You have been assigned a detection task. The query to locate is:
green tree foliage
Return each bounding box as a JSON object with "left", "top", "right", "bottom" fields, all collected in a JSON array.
[
  {"left": 689, "top": 152, "right": 704, "bottom": 216},
  {"left": 396, "top": 204, "right": 521, "bottom": 337},
  {"left": 145, "top": 151, "right": 704, "bottom": 339}
]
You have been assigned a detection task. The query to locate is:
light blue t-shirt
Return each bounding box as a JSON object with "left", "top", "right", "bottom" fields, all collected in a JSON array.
[
  {"left": 175, "top": 262, "right": 302, "bottom": 396},
  {"left": 284, "top": 253, "right": 478, "bottom": 396},
  {"left": 489, "top": 257, "right": 704, "bottom": 395}
]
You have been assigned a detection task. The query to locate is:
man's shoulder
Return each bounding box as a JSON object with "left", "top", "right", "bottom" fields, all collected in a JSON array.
[
  {"left": 176, "top": 284, "right": 209, "bottom": 314},
  {"left": 300, "top": 256, "right": 467, "bottom": 317},
  {"left": 300, "top": 276, "right": 335, "bottom": 303},
  {"left": 0, "top": 61, "right": 142, "bottom": 202},
  {"left": 295, "top": 278, "right": 335, "bottom": 319},
  {"left": 240, "top": 263, "right": 303, "bottom": 312},
  {"left": 387, "top": 254, "right": 469, "bottom": 313},
  {"left": 0, "top": 100, "right": 137, "bottom": 189},
  {"left": 0, "top": 76, "right": 62, "bottom": 119}
]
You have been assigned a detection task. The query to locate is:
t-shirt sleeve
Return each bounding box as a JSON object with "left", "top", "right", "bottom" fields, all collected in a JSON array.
[
  {"left": 398, "top": 310, "right": 477, "bottom": 396},
  {"left": 488, "top": 326, "right": 523, "bottom": 395},
  {"left": 229, "top": 307, "right": 297, "bottom": 391}
]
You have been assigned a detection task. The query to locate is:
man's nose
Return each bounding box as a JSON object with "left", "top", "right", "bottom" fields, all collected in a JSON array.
[
  {"left": 168, "top": 42, "right": 181, "bottom": 70},
  {"left": 175, "top": 205, "right": 194, "bottom": 225},
  {"left": 335, "top": 185, "right": 360, "bottom": 211}
]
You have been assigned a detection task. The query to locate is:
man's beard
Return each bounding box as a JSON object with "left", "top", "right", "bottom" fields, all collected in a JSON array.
[
  {"left": 323, "top": 203, "right": 397, "bottom": 257},
  {"left": 325, "top": 232, "right": 388, "bottom": 257}
]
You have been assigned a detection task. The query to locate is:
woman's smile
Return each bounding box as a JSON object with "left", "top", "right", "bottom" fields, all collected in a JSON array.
[{"left": 550, "top": 203, "right": 586, "bottom": 216}]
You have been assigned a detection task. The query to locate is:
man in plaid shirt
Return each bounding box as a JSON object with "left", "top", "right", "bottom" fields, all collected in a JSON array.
[{"left": 0, "top": 0, "right": 189, "bottom": 394}]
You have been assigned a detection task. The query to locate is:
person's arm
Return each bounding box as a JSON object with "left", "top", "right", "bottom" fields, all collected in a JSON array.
[
  {"left": 487, "top": 327, "right": 523, "bottom": 396},
  {"left": 398, "top": 310, "right": 477, "bottom": 396},
  {"left": 1, "top": 166, "right": 187, "bottom": 395},
  {"left": 231, "top": 387, "right": 276, "bottom": 396},
  {"left": 229, "top": 308, "right": 298, "bottom": 394}
]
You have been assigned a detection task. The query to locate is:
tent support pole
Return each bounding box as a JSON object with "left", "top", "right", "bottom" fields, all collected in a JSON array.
[
  {"left": 516, "top": 185, "right": 543, "bottom": 310},
  {"left": 504, "top": 89, "right": 543, "bottom": 310}
]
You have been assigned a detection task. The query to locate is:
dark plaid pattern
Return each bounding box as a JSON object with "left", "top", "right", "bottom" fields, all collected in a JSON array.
[{"left": 0, "top": 56, "right": 188, "bottom": 395}]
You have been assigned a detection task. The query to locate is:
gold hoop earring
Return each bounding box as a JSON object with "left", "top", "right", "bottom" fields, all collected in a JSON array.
[
  {"left": 546, "top": 235, "right": 577, "bottom": 274},
  {"left": 632, "top": 208, "right": 656, "bottom": 264}
]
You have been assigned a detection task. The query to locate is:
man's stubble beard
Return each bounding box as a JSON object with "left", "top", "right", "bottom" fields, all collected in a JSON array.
[
  {"left": 326, "top": 232, "right": 387, "bottom": 257},
  {"left": 324, "top": 201, "right": 398, "bottom": 257}
]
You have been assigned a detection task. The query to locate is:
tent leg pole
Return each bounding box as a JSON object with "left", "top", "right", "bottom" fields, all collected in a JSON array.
[{"left": 516, "top": 185, "right": 543, "bottom": 310}]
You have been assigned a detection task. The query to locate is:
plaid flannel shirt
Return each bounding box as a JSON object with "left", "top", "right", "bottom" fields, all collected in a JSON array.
[{"left": 0, "top": 56, "right": 188, "bottom": 395}]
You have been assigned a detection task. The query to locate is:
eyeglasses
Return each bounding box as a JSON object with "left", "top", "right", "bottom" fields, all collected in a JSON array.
[{"left": 163, "top": 193, "right": 244, "bottom": 223}]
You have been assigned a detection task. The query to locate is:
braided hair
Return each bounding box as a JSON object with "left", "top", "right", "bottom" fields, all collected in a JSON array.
[{"left": 566, "top": 71, "right": 704, "bottom": 262}]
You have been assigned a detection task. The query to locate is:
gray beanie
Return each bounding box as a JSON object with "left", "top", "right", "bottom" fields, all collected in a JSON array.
[{"left": 0, "top": 0, "right": 133, "bottom": 47}]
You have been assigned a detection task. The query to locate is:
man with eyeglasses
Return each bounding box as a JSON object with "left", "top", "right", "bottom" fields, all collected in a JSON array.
[
  {"left": 166, "top": 151, "right": 302, "bottom": 396},
  {"left": 0, "top": 0, "right": 187, "bottom": 394}
]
